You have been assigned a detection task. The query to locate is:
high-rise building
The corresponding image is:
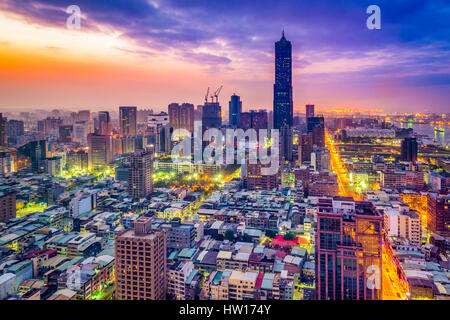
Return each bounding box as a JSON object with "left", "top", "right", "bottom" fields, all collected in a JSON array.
[
  {"left": 17, "top": 140, "right": 48, "bottom": 172},
  {"left": 311, "top": 147, "right": 331, "bottom": 172},
  {"left": 239, "top": 110, "right": 268, "bottom": 131},
  {"left": 427, "top": 193, "right": 450, "bottom": 234},
  {"left": 202, "top": 102, "right": 222, "bottom": 129},
  {"left": 97, "top": 111, "right": 112, "bottom": 135},
  {"left": 306, "top": 104, "right": 315, "bottom": 119},
  {"left": 229, "top": 94, "right": 242, "bottom": 127},
  {"left": 115, "top": 216, "right": 167, "bottom": 300},
  {"left": 87, "top": 133, "right": 112, "bottom": 171},
  {"left": 273, "top": 31, "right": 293, "bottom": 130},
  {"left": 400, "top": 137, "right": 418, "bottom": 162},
  {"left": 298, "top": 132, "right": 313, "bottom": 164},
  {"left": 119, "top": 106, "right": 137, "bottom": 137},
  {"left": 280, "top": 126, "right": 293, "bottom": 162},
  {"left": 307, "top": 116, "right": 325, "bottom": 148},
  {"left": 316, "top": 197, "right": 383, "bottom": 300},
  {"left": 128, "top": 149, "right": 153, "bottom": 198},
  {"left": 0, "top": 113, "right": 8, "bottom": 147},
  {"left": 0, "top": 191, "right": 16, "bottom": 222},
  {"left": 168, "top": 103, "right": 194, "bottom": 133},
  {"left": 7, "top": 120, "right": 24, "bottom": 145},
  {"left": 58, "top": 125, "right": 73, "bottom": 142}
]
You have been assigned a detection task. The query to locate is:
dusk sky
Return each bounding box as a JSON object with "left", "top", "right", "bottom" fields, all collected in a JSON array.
[{"left": 0, "top": 0, "right": 449, "bottom": 113}]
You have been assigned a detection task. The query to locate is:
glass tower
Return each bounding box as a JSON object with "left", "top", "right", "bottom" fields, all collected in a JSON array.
[{"left": 273, "top": 31, "right": 293, "bottom": 130}]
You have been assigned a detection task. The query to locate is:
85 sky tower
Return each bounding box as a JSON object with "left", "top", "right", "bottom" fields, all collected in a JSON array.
[{"left": 273, "top": 31, "right": 293, "bottom": 130}]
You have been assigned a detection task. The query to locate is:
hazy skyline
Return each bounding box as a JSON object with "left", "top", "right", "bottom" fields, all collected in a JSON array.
[{"left": 0, "top": 0, "right": 449, "bottom": 113}]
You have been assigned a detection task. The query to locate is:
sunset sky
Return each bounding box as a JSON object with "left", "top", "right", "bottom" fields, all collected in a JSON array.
[{"left": 0, "top": 0, "right": 449, "bottom": 113}]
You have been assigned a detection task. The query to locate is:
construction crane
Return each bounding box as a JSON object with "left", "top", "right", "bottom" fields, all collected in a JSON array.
[
  {"left": 213, "top": 85, "right": 223, "bottom": 103},
  {"left": 205, "top": 87, "right": 210, "bottom": 103}
]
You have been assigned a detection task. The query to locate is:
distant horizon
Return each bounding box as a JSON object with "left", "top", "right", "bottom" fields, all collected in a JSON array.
[{"left": 0, "top": 1, "right": 449, "bottom": 113}]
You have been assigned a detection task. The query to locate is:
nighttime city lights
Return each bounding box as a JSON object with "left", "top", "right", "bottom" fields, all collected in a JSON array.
[{"left": 0, "top": 0, "right": 449, "bottom": 313}]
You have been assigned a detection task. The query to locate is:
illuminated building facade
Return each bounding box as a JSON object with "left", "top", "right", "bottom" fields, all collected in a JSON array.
[
  {"left": 87, "top": 133, "right": 112, "bottom": 171},
  {"left": 115, "top": 217, "right": 167, "bottom": 300},
  {"left": 316, "top": 197, "right": 383, "bottom": 300},
  {"left": 119, "top": 106, "right": 137, "bottom": 137}
]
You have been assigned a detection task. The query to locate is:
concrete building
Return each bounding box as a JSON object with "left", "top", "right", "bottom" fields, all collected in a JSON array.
[{"left": 115, "top": 217, "right": 167, "bottom": 300}]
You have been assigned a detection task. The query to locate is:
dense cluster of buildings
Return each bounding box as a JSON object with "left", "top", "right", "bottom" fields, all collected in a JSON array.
[{"left": 0, "top": 32, "right": 449, "bottom": 301}]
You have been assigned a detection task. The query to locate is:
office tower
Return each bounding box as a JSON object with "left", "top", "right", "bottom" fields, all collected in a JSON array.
[
  {"left": 280, "top": 126, "right": 293, "bottom": 162},
  {"left": 229, "top": 94, "right": 242, "bottom": 127},
  {"left": 298, "top": 132, "right": 313, "bottom": 164},
  {"left": 316, "top": 197, "right": 383, "bottom": 300},
  {"left": 0, "top": 113, "right": 8, "bottom": 147},
  {"left": 168, "top": 103, "right": 194, "bottom": 133},
  {"left": 43, "top": 117, "right": 63, "bottom": 135},
  {"left": 87, "top": 133, "right": 112, "bottom": 171},
  {"left": 119, "top": 106, "right": 137, "bottom": 137},
  {"left": 307, "top": 116, "right": 325, "bottom": 148},
  {"left": 58, "top": 125, "right": 73, "bottom": 142},
  {"left": 17, "top": 140, "right": 48, "bottom": 172},
  {"left": 0, "top": 191, "right": 16, "bottom": 222},
  {"left": 400, "top": 137, "right": 418, "bottom": 162},
  {"left": 7, "top": 120, "right": 24, "bottom": 144},
  {"left": 97, "top": 111, "right": 111, "bottom": 135},
  {"left": 427, "top": 193, "right": 450, "bottom": 234},
  {"left": 202, "top": 102, "right": 222, "bottom": 129},
  {"left": 157, "top": 124, "right": 173, "bottom": 154},
  {"left": 73, "top": 121, "right": 88, "bottom": 144},
  {"left": 115, "top": 216, "right": 167, "bottom": 300},
  {"left": 311, "top": 147, "right": 331, "bottom": 171},
  {"left": 273, "top": 31, "right": 293, "bottom": 130},
  {"left": 239, "top": 110, "right": 268, "bottom": 131},
  {"left": 128, "top": 149, "right": 153, "bottom": 198},
  {"left": 306, "top": 104, "right": 315, "bottom": 119}
]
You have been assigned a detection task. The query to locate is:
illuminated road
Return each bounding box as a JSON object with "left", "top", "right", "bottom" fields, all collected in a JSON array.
[
  {"left": 326, "top": 129, "right": 408, "bottom": 300},
  {"left": 325, "top": 130, "right": 359, "bottom": 199}
]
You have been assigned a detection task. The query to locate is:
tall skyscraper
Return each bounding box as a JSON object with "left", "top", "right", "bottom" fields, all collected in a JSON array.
[
  {"left": 400, "top": 137, "right": 418, "bottom": 162},
  {"left": 307, "top": 116, "right": 325, "bottom": 148},
  {"left": 0, "top": 113, "right": 8, "bottom": 147},
  {"left": 119, "top": 106, "right": 137, "bottom": 137},
  {"left": 202, "top": 102, "right": 222, "bottom": 129},
  {"left": 273, "top": 31, "right": 293, "bottom": 130},
  {"left": 128, "top": 149, "right": 153, "bottom": 198},
  {"left": 229, "top": 94, "right": 242, "bottom": 127},
  {"left": 306, "top": 104, "right": 315, "bottom": 118},
  {"left": 168, "top": 103, "right": 194, "bottom": 133},
  {"left": 298, "top": 132, "right": 313, "bottom": 164},
  {"left": 97, "top": 111, "right": 112, "bottom": 135},
  {"left": 115, "top": 216, "right": 167, "bottom": 300},
  {"left": 87, "top": 133, "right": 112, "bottom": 171},
  {"left": 7, "top": 120, "right": 24, "bottom": 145},
  {"left": 316, "top": 197, "right": 383, "bottom": 300}
]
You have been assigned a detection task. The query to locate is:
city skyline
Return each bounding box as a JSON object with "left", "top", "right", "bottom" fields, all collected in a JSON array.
[{"left": 0, "top": 1, "right": 449, "bottom": 113}]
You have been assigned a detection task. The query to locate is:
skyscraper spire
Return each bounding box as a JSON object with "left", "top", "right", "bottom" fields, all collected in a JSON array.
[{"left": 282, "top": 29, "right": 285, "bottom": 38}]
